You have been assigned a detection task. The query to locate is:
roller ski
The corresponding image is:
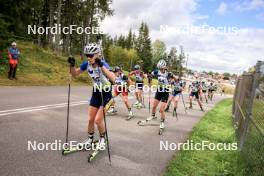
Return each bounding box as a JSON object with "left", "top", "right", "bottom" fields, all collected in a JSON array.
[
  {"left": 62, "top": 138, "right": 99, "bottom": 155},
  {"left": 87, "top": 136, "right": 107, "bottom": 163},
  {"left": 107, "top": 106, "right": 117, "bottom": 115},
  {"left": 133, "top": 102, "right": 144, "bottom": 109},
  {"left": 137, "top": 116, "right": 158, "bottom": 126},
  {"left": 158, "top": 120, "right": 165, "bottom": 135},
  {"left": 133, "top": 101, "right": 139, "bottom": 107}
]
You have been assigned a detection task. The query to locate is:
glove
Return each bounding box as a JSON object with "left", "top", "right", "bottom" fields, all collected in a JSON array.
[
  {"left": 147, "top": 75, "right": 152, "bottom": 84},
  {"left": 68, "top": 56, "right": 75, "bottom": 67},
  {"left": 122, "top": 75, "right": 128, "bottom": 81},
  {"left": 95, "top": 58, "right": 103, "bottom": 67},
  {"left": 167, "top": 72, "right": 173, "bottom": 79}
]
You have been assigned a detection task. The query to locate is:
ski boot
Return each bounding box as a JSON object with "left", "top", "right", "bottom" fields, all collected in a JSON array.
[
  {"left": 82, "top": 137, "right": 94, "bottom": 150},
  {"left": 107, "top": 106, "right": 117, "bottom": 115},
  {"left": 98, "top": 135, "right": 106, "bottom": 150},
  {"left": 133, "top": 101, "right": 139, "bottom": 108},
  {"left": 126, "top": 110, "right": 134, "bottom": 120}
]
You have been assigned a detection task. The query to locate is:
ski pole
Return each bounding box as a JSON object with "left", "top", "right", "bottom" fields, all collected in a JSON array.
[
  {"left": 148, "top": 77, "right": 151, "bottom": 113},
  {"left": 97, "top": 36, "right": 112, "bottom": 165},
  {"left": 148, "top": 75, "right": 151, "bottom": 113},
  {"left": 65, "top": 65, "right": 72, "bottom": 146},
  {"left": 99, "top": 83, "right": 111, "bottom": 165},
  {"left": 148, "top": 84, "right": 151, "bottom": 113}
]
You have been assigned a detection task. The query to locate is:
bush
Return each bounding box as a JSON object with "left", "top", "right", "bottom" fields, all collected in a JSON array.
[{"left": 108, "top": 45, "right": 141, "bottom": 71}]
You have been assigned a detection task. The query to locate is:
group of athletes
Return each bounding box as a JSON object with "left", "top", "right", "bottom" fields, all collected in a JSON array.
[{"left": 67, "top": 42, "right": 218, "bottom": 148}]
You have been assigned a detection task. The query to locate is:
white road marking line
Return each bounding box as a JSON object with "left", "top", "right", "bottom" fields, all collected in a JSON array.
[
  {"left": 0, "top": 101, "right": 87, "bottom": 113},
  {"left": 0, "top": 93, "right": 168, "bottom": 117},
  {"left": 0, "top": 101, "right": 87, "bottom": 117}
]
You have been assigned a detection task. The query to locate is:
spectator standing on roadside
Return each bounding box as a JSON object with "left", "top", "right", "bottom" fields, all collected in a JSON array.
[{"left": 8, "top": 42, "right": 20, "bottom": 80}]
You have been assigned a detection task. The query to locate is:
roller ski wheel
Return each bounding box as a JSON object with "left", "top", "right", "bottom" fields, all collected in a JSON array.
[
  {"left": 87, "top": 150, "right": 99, "bottom": 163},
  {"left": 137, "top": 120, "right": 146, "bottom": 126},
  {"left": 87, "top": 153, "right": 93, "bottom": 163},
  {"left": 158, "top": 128, "right": 164, "bottom": 135}
]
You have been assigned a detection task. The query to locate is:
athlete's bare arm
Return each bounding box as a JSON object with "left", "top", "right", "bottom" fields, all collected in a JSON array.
[{"left": 101, "top": 66, "right": 116, "bottom": 83}]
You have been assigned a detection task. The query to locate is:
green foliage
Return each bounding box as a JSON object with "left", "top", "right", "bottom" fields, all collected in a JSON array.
[
  {"left": 116, "top": 35, "right": 126, "bottom": 48},
  {"left": 0, "top": 0, "right": 113, "bottom": 51},
  {"left": 152, "top": 39, "right": 167, "bottom": 65},
  {"left": 165, "top": 99, "right": 247, "bottom": 176},
  {"left": 167, "top": 46, "right": 186, "bottom": 77},
  {"left": 167, "top": 47, "right": 178, "bottom": 73},
  {"left": 108, "top": 45, "right": 140, "bottom": 71}
]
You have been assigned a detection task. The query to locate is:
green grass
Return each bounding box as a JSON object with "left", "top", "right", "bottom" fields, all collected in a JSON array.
[
  {"left": 165, "top": 99, "right": 246, "bottom": 176},
  {"left": 252, "top": 99, "right": 264, "bottom": 134},
  {"left": 0, "top": 41, "right": 91, "bottom": 86}
]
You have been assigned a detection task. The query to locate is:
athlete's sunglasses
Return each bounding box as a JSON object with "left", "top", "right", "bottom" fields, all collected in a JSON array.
[{"left": 85, "top": 54, "right": 95, "bottom": 58}]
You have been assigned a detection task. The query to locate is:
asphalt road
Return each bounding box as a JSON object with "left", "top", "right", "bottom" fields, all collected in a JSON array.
[{"left": 0, "top": 86, "right": 224, "bottom": 176}]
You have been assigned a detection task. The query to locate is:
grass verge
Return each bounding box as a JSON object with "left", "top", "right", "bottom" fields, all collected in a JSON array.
[{"left": 165, "top": 99, "right": 246, "bottom": 176}]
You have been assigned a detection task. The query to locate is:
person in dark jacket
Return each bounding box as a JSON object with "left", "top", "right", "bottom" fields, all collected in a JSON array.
[{"left": 8, "top": 42, "right": 20, "bottom": 80}]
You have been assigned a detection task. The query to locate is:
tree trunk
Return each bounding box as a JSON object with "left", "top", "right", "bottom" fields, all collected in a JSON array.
[
  {"left": 63, "top": 0, "right": 71, "bottom": 54},
  {"left": 55, "top": 0, "right": 62, "bottom": 53},
  {"left": 37, "top": 15, "right": 42, "bottom": 47},
  {"left": 48, "top": 0, "right": 55, "bottom": 49}
]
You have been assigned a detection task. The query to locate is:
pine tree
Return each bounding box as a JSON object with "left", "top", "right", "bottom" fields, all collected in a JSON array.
[
  {"left": 126, "top": 29, "right": 132, "bottom": 49},
  {"left": 136, "top": 22, "right": 152, "bottom": 72},
  {"left": 167, "top": 47, "right": 177, "bottom": 73},
  {"left": 178, "top": 46, "right": 186, "bottom": 78}
]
